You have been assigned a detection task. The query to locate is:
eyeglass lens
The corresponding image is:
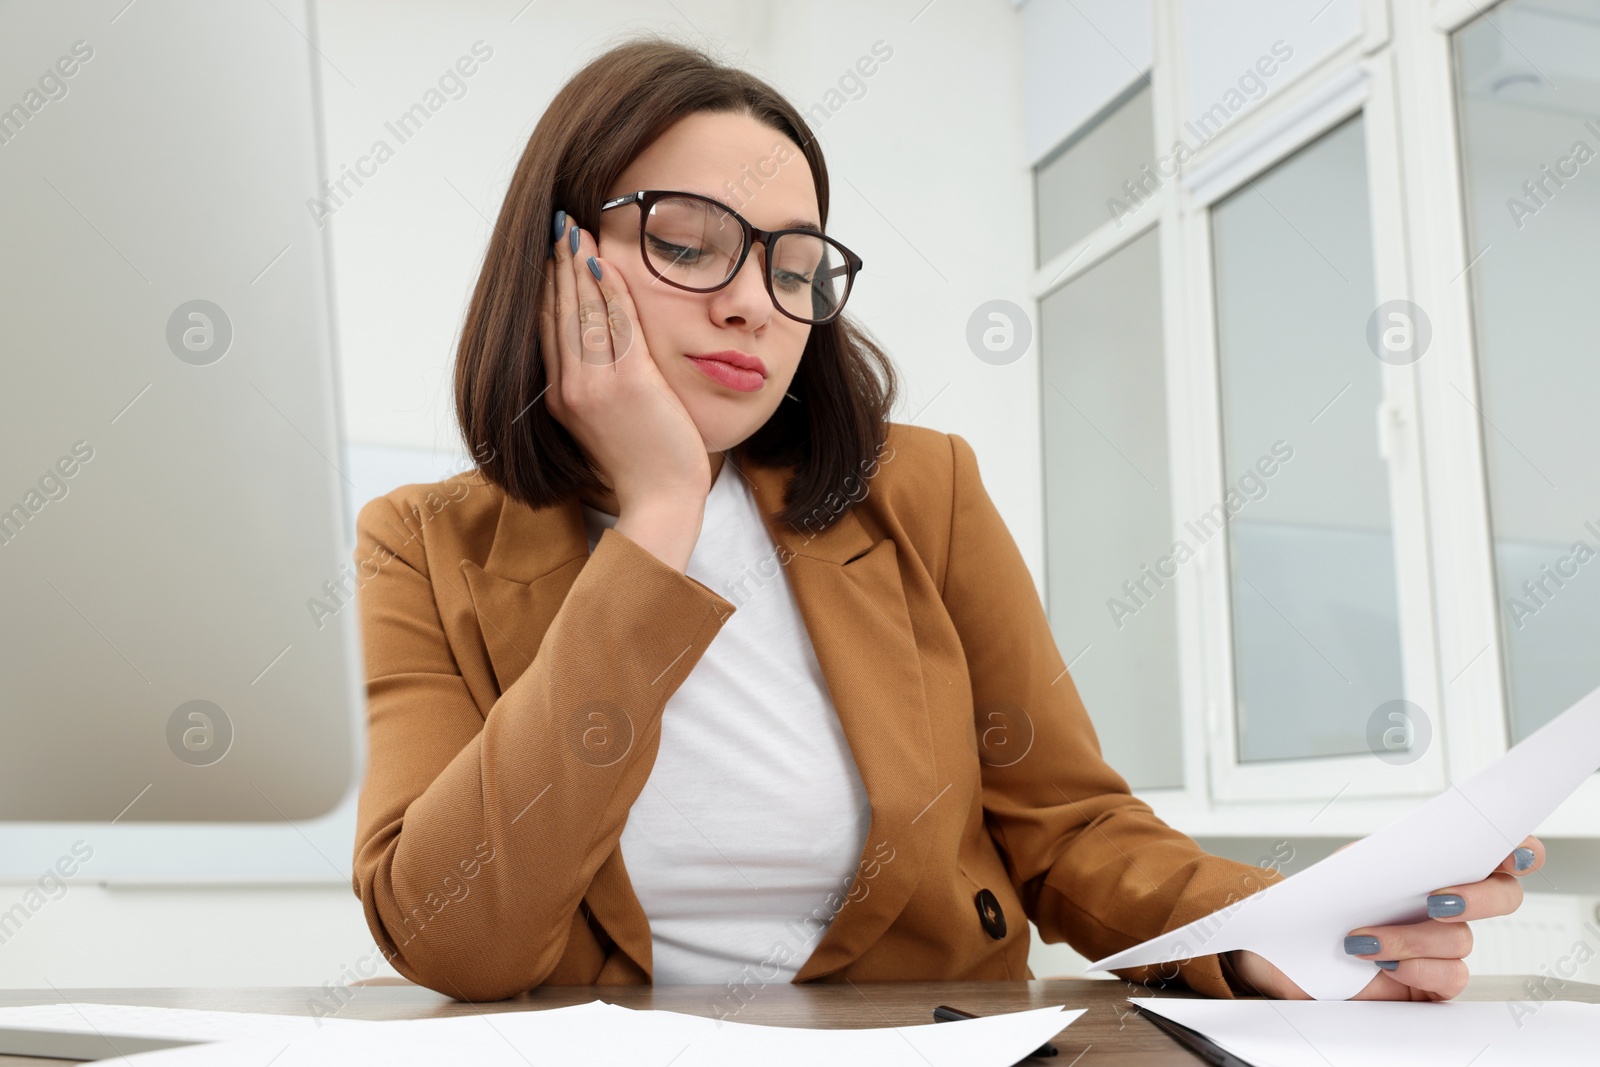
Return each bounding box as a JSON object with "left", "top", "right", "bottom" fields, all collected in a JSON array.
[{"left": 642, "top": 195, "right": 849, "bottom": 323}]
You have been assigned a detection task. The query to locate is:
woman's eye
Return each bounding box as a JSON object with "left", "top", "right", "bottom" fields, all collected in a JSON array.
[
  {"left": 773, "top": 270, "right": 810, "bottom": 292},
  {"left": 647, "top": 235, "right": 702, "bottom": 263}
]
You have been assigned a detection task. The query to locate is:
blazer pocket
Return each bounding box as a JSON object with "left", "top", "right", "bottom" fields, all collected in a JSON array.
[{"left": 842, "top": 537, "right": 890, "bottom": 568}]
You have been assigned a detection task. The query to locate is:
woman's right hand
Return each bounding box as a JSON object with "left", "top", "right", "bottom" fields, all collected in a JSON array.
[{"left": 540, "top": 212, "right": 713, "bottom": 516}]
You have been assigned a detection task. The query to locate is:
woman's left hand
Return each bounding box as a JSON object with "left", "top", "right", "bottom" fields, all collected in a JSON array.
[{"left": 1228, "top": 836, "right": 1545, "bottom": 1000}]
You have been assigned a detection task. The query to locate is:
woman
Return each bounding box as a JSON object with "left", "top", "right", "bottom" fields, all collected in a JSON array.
[{"left": 350, "top": 34, "right": 1542, "bottom": 1004}]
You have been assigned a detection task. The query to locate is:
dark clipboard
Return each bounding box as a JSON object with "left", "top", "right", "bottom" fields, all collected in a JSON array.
[{"left": 1129, "top": 1001, "right": 1257, "bottom": 1067}]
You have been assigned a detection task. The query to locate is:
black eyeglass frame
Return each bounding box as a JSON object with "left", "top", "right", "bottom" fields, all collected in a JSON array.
[{"left": 598, "top": 188, "right": 863, "bottom": 325}]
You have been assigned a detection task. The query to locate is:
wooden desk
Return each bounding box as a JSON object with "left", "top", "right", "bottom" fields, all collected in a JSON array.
[{"left": 2, "top": 975, "right": 1595, "bottom": 1064}]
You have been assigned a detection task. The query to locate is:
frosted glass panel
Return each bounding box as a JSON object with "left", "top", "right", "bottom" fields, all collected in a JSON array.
[
  {"left": 1454, "top": 0, "right": 1600, "bottom": 742},
  {"left": 1020, "top": 0, "right": 1153, "bottom": 164},
  {"left": 1034, "top": 80, "right": 1154, "bottom": 265},
  {"left": 1210, "top": 114, "right": 1405, "bottom": 763},
  {"left": 1040, "top": 228, "right": 1182, "bottom": 789}
]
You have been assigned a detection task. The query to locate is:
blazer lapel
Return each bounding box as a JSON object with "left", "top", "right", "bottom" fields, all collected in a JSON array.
[
  {"left": 457, "top": 493, "right": 585, "bottom": 697},
  {"left": 458, "top": 492, "right": 659, "bottom": 978},
  {"left": 458, "top": 450, "right": 940, "bottom": 984}
]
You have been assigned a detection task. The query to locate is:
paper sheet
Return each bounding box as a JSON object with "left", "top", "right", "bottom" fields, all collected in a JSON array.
[
  {"left": 0, "top": 1002, "right": 368, "bottom": 1042},
  {"left": 0, "top": 1002, "right": 369, "bottom": 1059},
  {"left": 1133, "top": 997, "right": 1600, "bottom": 1067},
  {"left": 107, "top": 999, "right": 1086, "bottom": 1066},
  {"left": 1086, "top": 681, "right": 1600, "bottom": 1000}
]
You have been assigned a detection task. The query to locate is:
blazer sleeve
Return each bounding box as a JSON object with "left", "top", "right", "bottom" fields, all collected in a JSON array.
[
  {"left": 350, "top": 493, "right": 735, "bottom": 1000},
  {"left": 940, "top": 433, "right": 1284, "bottom": 999}
]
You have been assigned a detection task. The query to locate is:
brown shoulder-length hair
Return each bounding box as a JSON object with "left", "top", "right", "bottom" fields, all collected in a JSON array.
[{"left": 453, "top": 32, "right": 898, "bottom": 534}]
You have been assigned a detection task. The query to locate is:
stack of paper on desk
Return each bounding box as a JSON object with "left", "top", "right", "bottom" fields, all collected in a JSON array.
[
  {"left": 1134, "top": 997, "right": 1600, "bottom": 1066},
  {"left": 105, "top": 999, "right": 1083, "bottom": 1066}
]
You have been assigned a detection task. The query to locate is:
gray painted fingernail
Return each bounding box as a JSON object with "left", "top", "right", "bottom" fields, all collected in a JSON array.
[
  {"left": 570, "top": 225, "right": 581, "bottom": 254},
  {"left": 552, "top": 210, "right": 566, "bottom": 242},
  {"left": 587, "top": 256, "right": 602, "bottom": 281},
  {"left": 1514, "top": 847, "right": 1535, "bottom": 871},
  {"left": 1344, "top": 935, "right": 1381, "bottom": 955},
  {"left": 1427, "top": 894, "right": 1466, "bottom": 918},
  {"left": 1376, "top": 960, "right": 1399, "bottom": 971}
]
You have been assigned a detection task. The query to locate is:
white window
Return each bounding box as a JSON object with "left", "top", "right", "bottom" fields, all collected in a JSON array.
[
  {"left": 1025, "top": 0, "right": 1600, "bottom": 834},
  {"left": 1034, "top": 78, "right": 1185, "bottom": 790},
  {"left": 1452, "top": 0, "right": 1600, "bottom": 746}
]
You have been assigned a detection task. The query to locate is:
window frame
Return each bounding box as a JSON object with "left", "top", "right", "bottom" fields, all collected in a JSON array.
[
  {"left": 1030, "top": 67, "right": 1187, "bottom": 793},
  {"left": 1180, "top": 56, "right": 1446, "bottom": 806},
  {"left": 1404, "top": 0, "right": 1600, "bottom": 833},
  {"left": 1032, "top": 0, "right": 1600, "bottom": 837}
]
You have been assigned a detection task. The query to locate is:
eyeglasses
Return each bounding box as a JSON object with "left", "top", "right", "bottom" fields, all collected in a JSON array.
[{"left": 599, "top": 189, "right": 863, "bottom": 325}]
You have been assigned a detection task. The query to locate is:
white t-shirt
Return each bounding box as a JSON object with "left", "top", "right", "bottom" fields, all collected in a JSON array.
[{"left": 580, "top": 457, "right": 872, "bottom": 985}]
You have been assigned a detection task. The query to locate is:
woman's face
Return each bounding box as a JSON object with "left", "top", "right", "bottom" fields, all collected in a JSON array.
[{"left": 595, "top": 110, "right": 817, "bottom": 457}]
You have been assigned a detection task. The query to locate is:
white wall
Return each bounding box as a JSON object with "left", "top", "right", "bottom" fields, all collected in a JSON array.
[{"left": 322, "top": 0, "right": 1039, "bottom": 536}]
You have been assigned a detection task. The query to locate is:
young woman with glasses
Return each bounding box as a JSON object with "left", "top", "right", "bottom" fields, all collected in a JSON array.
[{"left": 350, "top": 34, "right": 1543, "bottom": 1004}]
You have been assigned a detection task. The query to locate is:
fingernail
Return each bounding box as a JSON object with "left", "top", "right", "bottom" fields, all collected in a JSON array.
[
  {"left": 1514, "top": 847, "right": 1535, "bottom": 871},
  {"left": 1428, "top": 894, "right": 1466, "bottom": 918},
  {"left": 1375, "top": 960, "right": 1400, "bottom": 971},
  {"left": 587, "top": 256, "right": 601, "bottom": 281},
  {"left": 570, "top": 225, "right": 581, "bottom": 255},
  {"left": 1344, "top": 935, "right": 1381, "bottom": 955},
  {"left": 552, "top": 210, "right": 566, "bottom": 242}
]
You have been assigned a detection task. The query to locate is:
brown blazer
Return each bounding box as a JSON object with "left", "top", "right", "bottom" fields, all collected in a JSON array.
[{"left": 349, "top": 421, "right": 1282, "bottom": 1002}]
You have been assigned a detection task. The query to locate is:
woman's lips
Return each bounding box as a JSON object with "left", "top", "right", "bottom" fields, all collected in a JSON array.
[{"left": 685, "top": 355, "right": 764, "bottom": 392}]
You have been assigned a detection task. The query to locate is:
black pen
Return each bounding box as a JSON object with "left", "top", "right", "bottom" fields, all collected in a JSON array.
[
  {"left": 932, "top": 1005, "right": 1059, "bottom": 1059},
  {"left": 1129, "top": 1001, "right": 1254, "bottom": 1067}
]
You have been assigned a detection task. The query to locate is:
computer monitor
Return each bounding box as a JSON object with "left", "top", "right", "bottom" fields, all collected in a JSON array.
[{"left": 0, "top": 0, "right": 364, "bottom": 822}]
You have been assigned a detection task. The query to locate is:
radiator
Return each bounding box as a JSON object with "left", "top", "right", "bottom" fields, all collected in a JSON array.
[{"left": 1468, "top": 893, "right": 1600, "bottom": 990}]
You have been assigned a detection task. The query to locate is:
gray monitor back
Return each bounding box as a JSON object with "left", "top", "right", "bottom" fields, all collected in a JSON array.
[{"left": 0, "top": 0, "right": 364, "bottom": 822}]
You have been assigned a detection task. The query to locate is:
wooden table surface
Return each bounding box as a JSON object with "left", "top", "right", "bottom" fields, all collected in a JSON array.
[{"left": 1, "top": 975, "right": 1595, "bottom": 1064}]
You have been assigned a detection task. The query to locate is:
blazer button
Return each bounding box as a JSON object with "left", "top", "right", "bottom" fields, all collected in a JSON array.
[{"left": 974, "top": 888, "right": 1007, "bottom": 940}]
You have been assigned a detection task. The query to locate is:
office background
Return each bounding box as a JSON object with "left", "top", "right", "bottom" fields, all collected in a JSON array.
[{"left": 3, "top": 0, "right": 1598, "bottom": 991}]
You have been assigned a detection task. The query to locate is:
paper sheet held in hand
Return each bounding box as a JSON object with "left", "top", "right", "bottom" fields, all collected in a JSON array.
[{"left": 1086, "top": 682, "right": 1600, "bottom": 1000}]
